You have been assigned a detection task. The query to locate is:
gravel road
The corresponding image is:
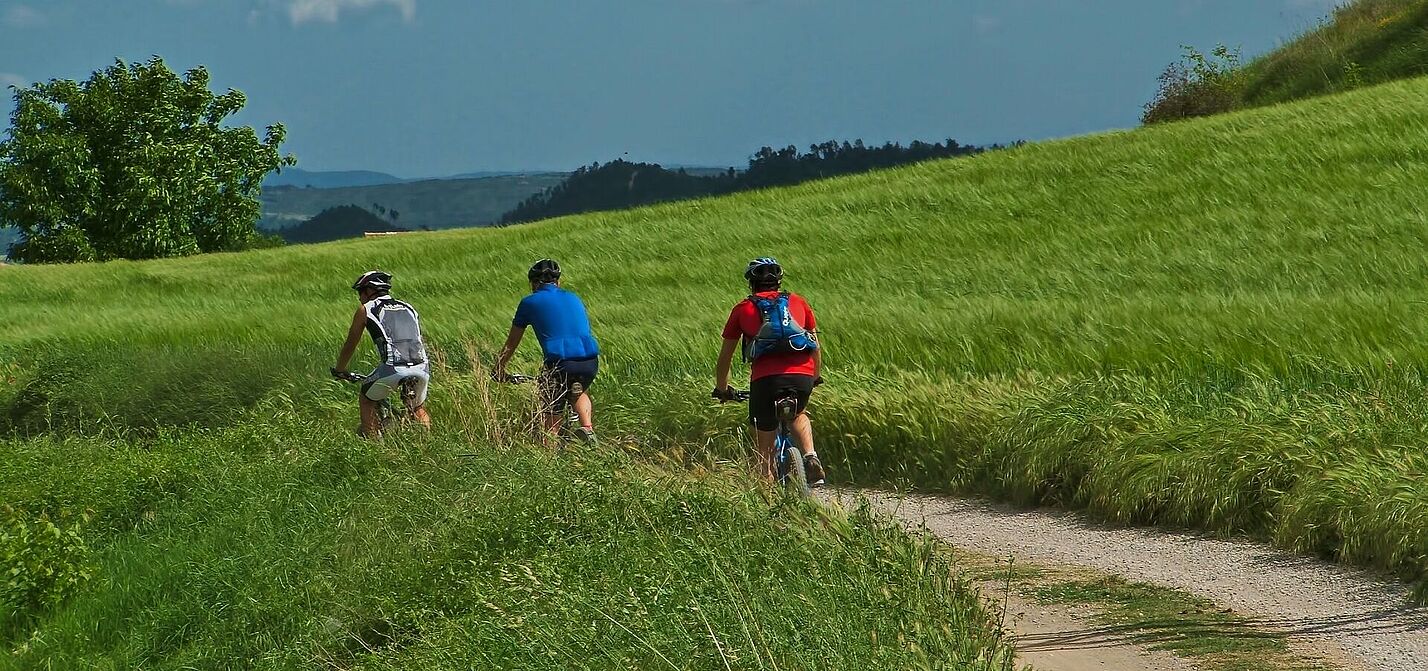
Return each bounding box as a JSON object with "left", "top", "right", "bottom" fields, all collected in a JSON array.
[{"left": 834, "top": 491, "right": 1428, "bottom": 671}]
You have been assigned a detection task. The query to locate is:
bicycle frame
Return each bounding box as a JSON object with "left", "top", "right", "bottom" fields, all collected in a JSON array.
[
  {"left": 717, "top": 388, "right": 810, "bottom": 496},
  {"left": 771, "top": 395, "right": 811, "bottom": 496},
  {"left": 334, "top": 370, "right": 418, "bottom": 432},
  {"left": 503, "top": 373, "right": 585, "bottom": 439}
]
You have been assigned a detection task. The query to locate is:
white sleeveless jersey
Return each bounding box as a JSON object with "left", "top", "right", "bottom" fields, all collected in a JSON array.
[{"left": 362, "top": 295, "right": 427, "bottom": 366}]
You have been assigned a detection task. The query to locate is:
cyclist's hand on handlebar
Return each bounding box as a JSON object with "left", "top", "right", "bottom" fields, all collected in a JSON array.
[{"left": 712, "top": 386, "right": 745, "bottom": 403}]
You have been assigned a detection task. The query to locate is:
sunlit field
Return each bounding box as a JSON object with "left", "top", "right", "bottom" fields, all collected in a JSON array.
[{"left": 7, "top": 73, "right": 1428, "bottom": 666}]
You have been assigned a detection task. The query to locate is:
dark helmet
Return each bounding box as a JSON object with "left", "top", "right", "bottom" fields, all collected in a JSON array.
[
  {"left": 352, "top": 270, "right": 393, "bottom": 292},
  {"left": 529, "top": 258, "right": 561, "bottom": 284},
  {"left": 744, "top": 257, "right": 783, "bottom": 285}
]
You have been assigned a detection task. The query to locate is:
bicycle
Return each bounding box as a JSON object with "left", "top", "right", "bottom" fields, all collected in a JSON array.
[
  {"left": 714, "top": 387, "right": 811, "bottom": 497},
  {"left": 332, "top": 369, "right": 420, "bottom": 432},
  {"left": 497, "top": 372, "right": 590, "bottom": 443}
]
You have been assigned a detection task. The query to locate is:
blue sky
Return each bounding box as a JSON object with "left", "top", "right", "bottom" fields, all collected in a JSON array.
[{"left": 0, "top": 0, "right": 1339, "bottom": 177}]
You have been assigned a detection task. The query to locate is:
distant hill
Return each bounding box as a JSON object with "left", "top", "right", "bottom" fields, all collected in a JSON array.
[
  {"left": 501, "top": 140, "right": 987, "bottom": 225},
  {"left": 263, "top": 168, "right": 405, "bottom": 189},
  {"left": 277, "top": 205, "right": 407, "bottom": 244},
  {"left": 259, "top": 173, "right": 567, "bottom": 231}
]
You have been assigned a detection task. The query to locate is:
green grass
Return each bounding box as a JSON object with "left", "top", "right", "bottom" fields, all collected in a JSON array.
[
  {"left": 1032, "top": 577, "right": 1326, "bottom": 671},
  {"left": 956, "top": 554, "right": 1325, "bottom": 670},
  {"left": 1, "top": 378, "right": 1018, "bottom": 669},
  {"left": 1225, "top": 0, "right": 1428, "bottom": 109}
]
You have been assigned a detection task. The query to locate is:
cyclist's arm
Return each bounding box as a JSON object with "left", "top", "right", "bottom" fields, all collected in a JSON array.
[
  {"left": 715, "top": 337, "right": 739, "bottom": 391},
  {"left": 812, "top": 344, "right": 823, "bottom": 377},
  {"left": 493, "top": 325, "right": 524, "bottom": 377},
  {"left": 334, "top": 307, "right": 366, "bottom": 372}
]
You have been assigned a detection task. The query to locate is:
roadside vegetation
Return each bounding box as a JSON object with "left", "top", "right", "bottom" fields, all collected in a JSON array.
[{"left": 1145, "top": 0, "right": 1428, "bottom": 123}]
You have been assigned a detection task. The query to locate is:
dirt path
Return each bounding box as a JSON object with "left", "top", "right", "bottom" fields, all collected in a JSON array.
[
  {"left": 834, "top": 490, "right": 1428, "bottom": 671},
  {"left": 992, "top": 590, "right": 1195, "bottom": 671}
]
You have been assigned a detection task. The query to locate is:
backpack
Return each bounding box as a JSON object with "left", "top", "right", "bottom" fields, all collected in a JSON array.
[
  {"left": 742, "top": 292, "right": 819, "bottom": 362},
  {"left": 366, "top": 297, "right": 427, "bottom": 366}
]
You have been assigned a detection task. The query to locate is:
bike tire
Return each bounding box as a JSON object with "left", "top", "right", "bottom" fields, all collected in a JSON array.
[
  {"left": 780, "top": 436, "right": 812, "bottom": 498},
  {"left": 378, "top": 399, "right": 396, "bottom": 432}
]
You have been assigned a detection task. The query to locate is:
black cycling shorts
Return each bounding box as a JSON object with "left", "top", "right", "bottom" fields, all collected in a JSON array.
[
  {"left": 539, "top": 357, "right": 598, "bottom": 412},
  {"left": 748, "top": 374, "right": 815, "bottom": 431}
]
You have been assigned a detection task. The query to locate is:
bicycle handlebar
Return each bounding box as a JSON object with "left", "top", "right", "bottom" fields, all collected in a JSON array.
[
  {"left": 492, "top": 372, "right": 534, "bottom": 384},
  {"left": 331, "top": 368, "right": 365, "bottom": 383},
  {"left": 712, "top": 387, "right": 750, "bottom": 403}
]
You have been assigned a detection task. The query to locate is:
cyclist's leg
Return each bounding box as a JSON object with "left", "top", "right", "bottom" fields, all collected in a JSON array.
[
  {"left": 565, "top": 358, "right": 597, "bottom": 431},
  {"left": 749, "top": 376, "right": 780, "bottom": 480},
  {"left": 403, "top": 363, "right": 432, "bottom": 428},
  {"left": 360, "top": 365, "right": 400, "bottom": 437},
  {"left": 778, "top": 375, "right": 817, "bottom": 456},
  {"left": 780, "top": 375, "right": 823, "bottom": 485},
  {"left": 358, "top": 397, "right": 382, "bottom": 437},
  {"left": 792, "top": 413, "right": 815, "bottom": 456},
  {"left": 537, "top": 362, "right": 569, "bottom": 435}
]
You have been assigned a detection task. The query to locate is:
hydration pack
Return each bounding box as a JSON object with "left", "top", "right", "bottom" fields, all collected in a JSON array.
[
  {"left": 366, "top": 297, "right": 427, "bottom": 366},
  {"left": 743, "top": 292, "right": 819, "bottom": 361}
]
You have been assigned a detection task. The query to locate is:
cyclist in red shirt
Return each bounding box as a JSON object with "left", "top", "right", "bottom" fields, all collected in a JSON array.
[{"left": 713, "top": 257, "right": 826, "bottom": 485}]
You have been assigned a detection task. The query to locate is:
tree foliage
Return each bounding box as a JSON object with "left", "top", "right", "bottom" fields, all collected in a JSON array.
[
  {"left": 1142, "top": 45, "right": 1245, "bottom": 125},
  {"left": 0, "top": 57, "right": 294, "bottom": 263},
  {"left": 278, "top": 205, "right": 408, "bottom": 244}
]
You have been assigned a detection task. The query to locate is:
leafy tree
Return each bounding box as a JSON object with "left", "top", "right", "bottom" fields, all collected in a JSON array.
[{"left": 0, "top": 57, "right": 294, "bottom": 263}]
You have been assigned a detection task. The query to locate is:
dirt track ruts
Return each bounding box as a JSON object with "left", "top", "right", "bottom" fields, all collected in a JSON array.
[{"left": 832, "top": 491, "right": 1428, "bottom": 671}]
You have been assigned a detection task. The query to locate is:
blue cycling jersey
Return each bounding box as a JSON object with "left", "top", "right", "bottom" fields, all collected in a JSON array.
[{"left": 513, "top": 284, "right": 600, "bottom": 363}]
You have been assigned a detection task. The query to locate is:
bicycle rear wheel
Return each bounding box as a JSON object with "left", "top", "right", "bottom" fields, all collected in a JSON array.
[{"left": 777, "top": 434, "right": 811, "bottom": 497}]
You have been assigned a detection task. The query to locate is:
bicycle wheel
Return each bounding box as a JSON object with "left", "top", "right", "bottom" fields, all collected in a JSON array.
[
  {"left": 377, "top": 399, "right": 396, "bottom": 432},
  {"left": 777, "top": 433, "right": 811, "bottom": 497}
]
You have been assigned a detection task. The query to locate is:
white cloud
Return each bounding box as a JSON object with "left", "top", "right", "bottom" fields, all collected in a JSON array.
[
  {"left": 2, "top": 4, "right": 45, "bottom": 28},
  {"left": 283, "top": 0, "right": 416, "bottom": 24},
  {"left": 973, "top": 15, "right": 1001, "bottom": 35},
  {"left": 0, "top": 73, "right": 28, "bottom": 91}
]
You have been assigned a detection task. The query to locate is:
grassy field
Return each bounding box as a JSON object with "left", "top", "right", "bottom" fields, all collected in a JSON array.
[
  {"left": 1, "top": 378, "right": 1017, "bottom": 668},
  {"left": 258, "top": 173, "right": 568, "bottom": 231},
  {"left": 1212, "top": 0, "right": 1428, "bottom": 109},
  {"left": 7, "top": 67, "right": 1428, "bottom": 664}
]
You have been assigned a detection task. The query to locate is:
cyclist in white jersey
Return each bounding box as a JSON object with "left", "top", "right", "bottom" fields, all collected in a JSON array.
[{"left": 332, "top": 270, "right": 432, "bottom": 436}]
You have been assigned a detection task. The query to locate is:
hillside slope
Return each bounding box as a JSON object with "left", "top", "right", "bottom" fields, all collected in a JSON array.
[
  {"left": 1195, "top": 0, "right": 1428, "bottom": 112},
  {"left": 6, "top": 75, "right": 1428, "bottom": 597}
]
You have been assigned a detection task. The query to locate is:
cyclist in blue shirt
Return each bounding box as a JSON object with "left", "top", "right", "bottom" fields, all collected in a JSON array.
[{"left": 494, "top": 259, "right": 601, "bottom": 443}]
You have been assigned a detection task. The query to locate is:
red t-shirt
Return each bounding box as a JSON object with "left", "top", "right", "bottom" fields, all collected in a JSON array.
[{"left": 722, "top": 291, "right": 818, "bottom": 380}]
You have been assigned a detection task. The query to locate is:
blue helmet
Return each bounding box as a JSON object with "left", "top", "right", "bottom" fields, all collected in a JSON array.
[{"left": 745, "top": 257, "right": 782, "bottom": 284}]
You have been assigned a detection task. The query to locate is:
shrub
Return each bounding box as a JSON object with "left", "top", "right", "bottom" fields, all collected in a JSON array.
[
  {"left": 1142, "top": 45, "right": 1245, "bottom": 124},
  {"left": 1, "top": 506, "right": 91, "bottom": 638}
]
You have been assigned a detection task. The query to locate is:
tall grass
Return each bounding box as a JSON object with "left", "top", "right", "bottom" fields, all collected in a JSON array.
[
  {"left": 1238, "top": 0, "right": 1428, "bottom": 107},
  {"left": 6, "top": 75, "right": 1428, "bottom": 601},
  {"left": 0, "top": 370, "right": 1018, "bottom": 669}
]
